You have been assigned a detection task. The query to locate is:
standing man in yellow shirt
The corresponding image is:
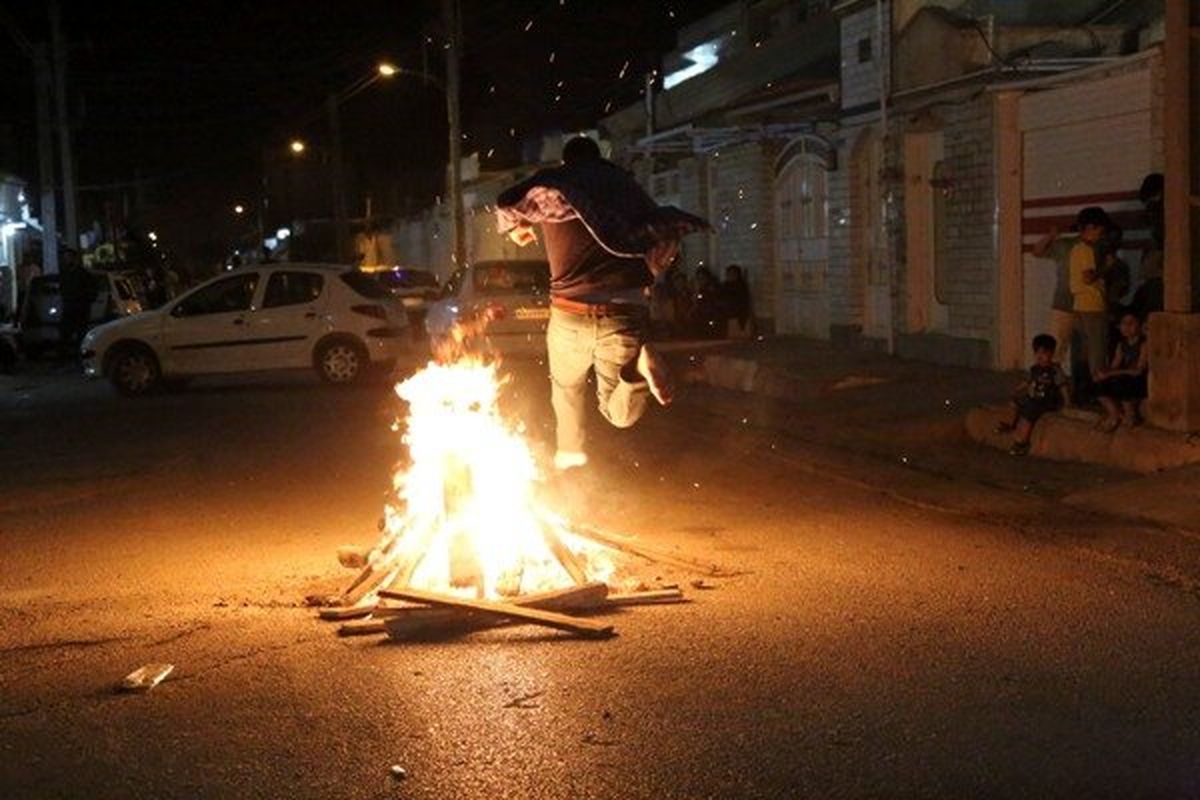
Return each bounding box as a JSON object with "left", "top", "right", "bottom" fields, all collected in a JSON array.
[{"left": 1067, "top": 206, "right": 1110, "bottom": 384}]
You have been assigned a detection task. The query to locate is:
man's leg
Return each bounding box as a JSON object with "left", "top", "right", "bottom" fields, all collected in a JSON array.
[
  {"left": 547, "top": 308, "right": 595, "bottom": 465},
  {"left": 1079, "top": 312, "right": 1109, "bottom": 380},
  {"left": 1052, "top": 309, "right": 1075, "bottom": 377},
  {"left": 593, "top": 312, "right": 651, "bottom": 429}
]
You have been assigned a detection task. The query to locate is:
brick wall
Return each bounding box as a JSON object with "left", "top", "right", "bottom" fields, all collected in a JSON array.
[
  {"left": 892, "top": 94, "right": 998, "bottom": 346},
  {"left": 840, "top": 3, "right": 889, "bottom": 112},
  {"left": 709, "top": 142, "right": 777, "bottom": 324}
]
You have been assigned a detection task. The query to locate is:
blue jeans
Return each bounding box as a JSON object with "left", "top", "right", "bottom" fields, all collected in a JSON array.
[{"left": 547, "top": 306, "right": 649, "bottom": 454}]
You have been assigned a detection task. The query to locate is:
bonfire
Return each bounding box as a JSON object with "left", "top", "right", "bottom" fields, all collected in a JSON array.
[{"left": 311, "top": 341, "right": 718, "bottom": 642}]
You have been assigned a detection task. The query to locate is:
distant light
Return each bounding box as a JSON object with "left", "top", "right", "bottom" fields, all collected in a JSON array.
[
  {"left": 289, "top": 139, "right": 306, "bottom": 155},
  {"left": 148, "top": 231, "right": 158, "bottom": 241},
  {"left": 234, "top": 204, "right": 245, "bottom": 215},
  {"left": 264, "top": 237, "right": 278, "bottom": 249},
  {"left": 378, "top": 62, "right": 397, "bottom": 77},
  {"left": 275, "top": 227, "right": 291, "bottom": 240}
]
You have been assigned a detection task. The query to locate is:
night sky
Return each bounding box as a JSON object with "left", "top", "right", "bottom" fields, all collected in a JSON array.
[{"left": 0, "top": 0, "right": 727, "bottom": 268}]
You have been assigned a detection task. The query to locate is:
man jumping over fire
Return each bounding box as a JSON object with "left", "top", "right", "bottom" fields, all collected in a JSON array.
[{"left": 496, "top": 136, "right": 709, "bottom": 471}]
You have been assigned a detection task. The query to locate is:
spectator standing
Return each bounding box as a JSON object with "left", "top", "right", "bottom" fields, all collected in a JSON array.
[
  {"left": 720, "top": 264, "right": 753, "bottom": 338},
  {"left": 691, "top": 266, "right": 722, "bottom": 337},
  {"left": 1031, "top": 223, "right": 1080, "bottom": 378},
  {"left": 669, "top": 267, "right": 693, "bottom": 336},
  {"left": 1095, "top": 312, "right": 1149, "bottom": 431},
  {"left": 1066, "top": 207, "right": 1111, "bottom": 389}
]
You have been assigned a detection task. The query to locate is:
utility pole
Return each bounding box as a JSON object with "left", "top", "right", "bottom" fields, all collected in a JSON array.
[
  {"left": 34, "top": 45, "right": 59, "bottom": 274},
  {"left": 328, "top": 94, "right": 349, "bottom": 263},
  {"left": 49, "top": 0, "right": 78, "bottom": 252},
  {"left": 442, "top": 0, "right": 466, "bottom": 269}
]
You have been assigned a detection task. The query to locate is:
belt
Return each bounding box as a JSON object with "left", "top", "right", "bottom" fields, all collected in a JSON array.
[{"left": 551, "top": 296, "right": 648, "bottom": 318}]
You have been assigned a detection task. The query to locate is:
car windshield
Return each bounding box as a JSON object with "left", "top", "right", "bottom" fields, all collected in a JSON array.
[
  {"left": 471, "top": 262, "right": 549, "bottom": 296},
  {"left": 340, "top": 270, "right": 392, "bottom": 299},
  {"left": 378, "top": 269, "right": 439, "bottom": 290}
]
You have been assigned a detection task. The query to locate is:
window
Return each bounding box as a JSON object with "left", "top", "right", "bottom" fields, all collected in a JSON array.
[
  {"left": 338, "top": 270, "right": 390, "bottom": 299},
  {"left": 471, "top": 261, "right": 550, "bottom": 296},
  {"left": 263, "top": 271, "right": 323, "bottom": 308},
  {"left": 857, "top": 36, "right": 873, "bottom": 64},
  {"left": 173, "top": 274, "right": 258, "bottom": 317},
  {"left": 378, "top": 269, "right": 439, "bottom": 291}
]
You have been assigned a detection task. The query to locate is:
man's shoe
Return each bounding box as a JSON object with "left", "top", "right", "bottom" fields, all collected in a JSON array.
[{"left": 553, "top": 450, "right": 589, "bottom": 471}]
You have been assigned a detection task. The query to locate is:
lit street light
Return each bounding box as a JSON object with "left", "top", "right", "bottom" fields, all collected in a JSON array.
[
  {"left": 233, "top": 203, "right": 245, "bottom": 215},
  {"left": 377, "top": 62, "right": 397, "bottom": 77},
  {"left": 289, "top": 139, "right": 306, "bottom": 155}
]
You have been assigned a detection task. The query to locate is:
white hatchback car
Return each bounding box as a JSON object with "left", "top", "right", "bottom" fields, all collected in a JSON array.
[
  {"left": 81, "top": 263, "right": 408, "bottom": 395},
  {"left": 425, "top": 260, "right": 551, "bottom": 355}
]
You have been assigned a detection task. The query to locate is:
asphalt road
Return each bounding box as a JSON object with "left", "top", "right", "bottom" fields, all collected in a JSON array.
[{"left": 1, "top": 359, "right": 1198, "bottom": 799}]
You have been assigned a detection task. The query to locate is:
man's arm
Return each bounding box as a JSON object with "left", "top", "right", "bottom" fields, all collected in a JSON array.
[{"left": 1031, "top": 225, "right": 1061, "bottom": 259}]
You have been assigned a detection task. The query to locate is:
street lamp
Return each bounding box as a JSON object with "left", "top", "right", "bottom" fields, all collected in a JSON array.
[
  {"left": 233, "top": 203, "right": 245, "bottom": 215},
  {"left": 289, "top": 139, "right": 306, "bottom": 155},
  {"left": 377, "top": 62, "right": 397, "bottom": 77}
]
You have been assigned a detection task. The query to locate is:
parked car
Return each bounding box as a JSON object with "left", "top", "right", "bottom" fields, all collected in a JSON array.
[
  {"left": 371, "top": 266, "right": 441, "bottom": 333},
  {"left": 18, "top": 270, "right": 142, "bottom": 358},
  {"left": 81, "top": 263, "right": 409, "bottom": 395},
  {"left": 425, "top": 260, "right": 550, "bottom": 355}
]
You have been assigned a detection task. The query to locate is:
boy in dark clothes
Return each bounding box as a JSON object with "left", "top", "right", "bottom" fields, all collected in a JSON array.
[
  {"left": 996, "top": 334, "right": 1070, "bottom": 456},
  {"left": 1096, "top": 312, "right": 1149, "bottom": 431}
]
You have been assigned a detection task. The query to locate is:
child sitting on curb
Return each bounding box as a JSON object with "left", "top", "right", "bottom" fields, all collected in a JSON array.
[
  {"left": 1096, "top": 312, "right": 1149, "bottom": 431},
  {"left": 995, "top": 334, "right": 1070, "bottom": 456}
]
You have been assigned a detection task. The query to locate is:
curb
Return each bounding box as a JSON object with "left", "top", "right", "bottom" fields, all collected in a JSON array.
[{"left": 966, "top": 404, "right": 1200, "bottom": 474}]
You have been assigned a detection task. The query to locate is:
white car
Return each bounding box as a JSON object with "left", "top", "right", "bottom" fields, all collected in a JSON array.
[
  {"left": 425, "top": 260, "right": 551, "bottom": 355},
  {"left": 81, "top": 263, "right": 408, "bottom": 395}
]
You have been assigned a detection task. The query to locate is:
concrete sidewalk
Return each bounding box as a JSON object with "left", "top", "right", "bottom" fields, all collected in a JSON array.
[{"left": 668, "top": 336, "right": 1200, "bottom": 535}]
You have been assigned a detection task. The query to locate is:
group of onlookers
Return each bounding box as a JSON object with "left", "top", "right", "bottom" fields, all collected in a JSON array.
[
  {"left": 651, "top": 263, "right": 755, "bottom": 339},
  {"left": 1000, "top": 174, "right": 1162, "bottom": 454}
]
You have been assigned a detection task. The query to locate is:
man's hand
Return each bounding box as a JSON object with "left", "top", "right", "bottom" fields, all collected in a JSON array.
[
  {"left": 507, "top": 225, "right": 538, "bottom": 247},
  {"left": 645, "top": 240, "right": 679, "bottom": 277}
]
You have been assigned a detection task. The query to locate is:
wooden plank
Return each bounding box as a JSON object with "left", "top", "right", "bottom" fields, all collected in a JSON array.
[
  {"left": 381, "top": 586, "right": 614, "bottom": 639},
  {"left": 381, "top": 582, "right": 609, "bottom": 640},
  {"left": 566, "top": 523, "right": 738, "bottom": 577},
  {"left": 605, "top": 588, "right": 687, "bottom": 606},
  {"left": 539, "top": 520, "right": 590, "bottom": 586},
  {"left": 338, "top": 619, "right": 388, "bottom": 637},
  {"left": 318, "top": 601, "right": 377, "bottom": 621}
]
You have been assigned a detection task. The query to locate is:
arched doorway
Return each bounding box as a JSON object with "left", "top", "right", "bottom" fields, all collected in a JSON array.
[{"left": 773, "top": 138, "right": 832, "bottom": 337}]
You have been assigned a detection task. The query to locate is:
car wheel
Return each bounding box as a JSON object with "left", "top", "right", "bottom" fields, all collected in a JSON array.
[
  {"left": 315, "top": 338, "right": 367, "bottom": 385},
  {"left": 107, "top": 344, "right": 161, "bottom": 397}
]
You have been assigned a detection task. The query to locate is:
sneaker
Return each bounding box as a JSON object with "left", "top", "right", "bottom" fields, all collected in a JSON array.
[
  {"left": 1008, "top": 441, "right": 1030, "bottom": 456},
  {"left": 553, "top": 450, "right": 589, "bottom": 471}
]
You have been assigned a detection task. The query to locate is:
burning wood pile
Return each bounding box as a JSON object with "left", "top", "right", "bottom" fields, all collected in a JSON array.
[{"left": 309, "top": 357, "right": 719, "bottom": 642}]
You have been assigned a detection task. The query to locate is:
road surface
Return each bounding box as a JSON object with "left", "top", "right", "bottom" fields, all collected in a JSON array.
[{"left": 1, "top": 360, "right": 1198, "bottom": 799}]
